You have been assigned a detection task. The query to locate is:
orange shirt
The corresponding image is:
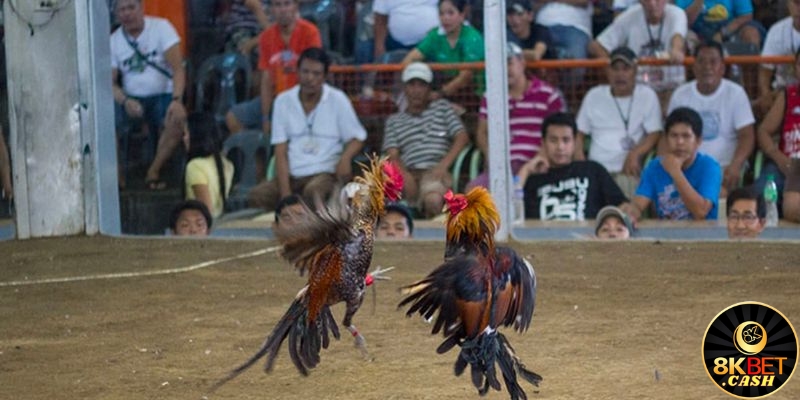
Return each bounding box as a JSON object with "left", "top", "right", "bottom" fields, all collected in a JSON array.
[
  {"left": 144, "top": 0, "right": 188, "bottom": 54},
  {"left": 257, "top": 18, "right": 322, "bottom": 94}
]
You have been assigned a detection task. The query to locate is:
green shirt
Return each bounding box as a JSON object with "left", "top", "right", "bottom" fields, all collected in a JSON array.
[{"left": 416, "top": 23, "right": 485, "bottom": 94}]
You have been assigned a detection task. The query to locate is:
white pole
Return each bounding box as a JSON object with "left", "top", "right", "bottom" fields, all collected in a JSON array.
[{"left": 483, "top": 0, "right": 513, "bottom": 241}]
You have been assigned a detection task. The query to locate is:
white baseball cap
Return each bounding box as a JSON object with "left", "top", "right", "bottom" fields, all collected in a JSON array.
[{"left": 402, "top": 62, "right": 433, "bottom": 84}]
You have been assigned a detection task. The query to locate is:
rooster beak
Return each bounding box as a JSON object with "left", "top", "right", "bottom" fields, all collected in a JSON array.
[{"left": 442, "top": 203, "right": 449, "bottom": 214}]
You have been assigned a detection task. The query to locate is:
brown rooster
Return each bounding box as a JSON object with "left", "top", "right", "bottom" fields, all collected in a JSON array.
[
  {"left": 212, "top": 156, "right": 403, "bottom": 389},
  {"left": 399, "top": 187, "right": 542, "bottom": 400}
]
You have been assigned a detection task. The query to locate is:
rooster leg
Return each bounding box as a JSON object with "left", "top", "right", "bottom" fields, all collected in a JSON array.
[{"left": 343, "top": 298, "right": 372, "bottom": 361}]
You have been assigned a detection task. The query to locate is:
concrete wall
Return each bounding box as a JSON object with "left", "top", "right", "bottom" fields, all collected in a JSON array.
[{"left": 4, "top": 1, "right": 119, "bottom": 238}]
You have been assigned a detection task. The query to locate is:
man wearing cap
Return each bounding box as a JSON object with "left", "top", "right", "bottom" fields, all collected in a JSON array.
[
  {"left": 382, "top": 62, "right": 470, "bottom": 218},
  {"left": 589, "top": 0, "right": 687, "bottom": 96},
  {"left": 506, "top": 0, "right": 552, "bottom": 61},
  {"left": 576, "top": 46, "right": 663, "bottom": 200},
  {"left": 668, "top": 41, "right": 755, "bottom": 195},
  {"left": 467, "top": 42, "right": 565, "bottom": 191},
  {"left": 595, "top": 205, "right": 634, "bottom": 239}
]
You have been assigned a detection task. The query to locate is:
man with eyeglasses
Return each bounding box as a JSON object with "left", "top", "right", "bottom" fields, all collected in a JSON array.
[{"left": 726, "top": 187, "right": 766, "bottom": 239}]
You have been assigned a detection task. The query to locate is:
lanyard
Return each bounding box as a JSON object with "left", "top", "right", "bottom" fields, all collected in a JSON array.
[
  {"left": 611, "top": 89, "right": 634, "bottom": 133},
  {"left": 645, "top": 14, "right": 664, "bottom": 48}
]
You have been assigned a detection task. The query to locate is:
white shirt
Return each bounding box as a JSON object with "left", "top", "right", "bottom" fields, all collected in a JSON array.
[
  {"left": 597, "top": 4, "right": 687, "bottom": 90},
  {"left": 577, "top": 84, "right": 663, "bottom": 173},
  {"left": 271, "top": 84, "right": 367, "bottom": 177},
  {"left": 535, "top": 2, "right": 593, "bottom": 37},
  {"left": 110, "top": 16, "right": 180, "bottom": 97},
  {"left": 372, "top": 0, "right": 439, "bottom": 46},
  {"left": 761, "top": 17, "right": 800, "bottom": 90},
  {"left": 668, "top": 79, "right": 755, "bottom": 167}
]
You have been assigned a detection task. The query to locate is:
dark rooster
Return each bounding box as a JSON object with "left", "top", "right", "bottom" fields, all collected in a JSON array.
[
  {"left": 212, "top": 156, "right": 403, "bottom": 390},
  {"left": 399, "top": 187, "right": 542, "bottom": 399}
]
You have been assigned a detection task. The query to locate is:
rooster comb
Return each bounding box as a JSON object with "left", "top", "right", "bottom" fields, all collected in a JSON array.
[{"left": 445, "top": 187, "right": 500, "bottom": 244}]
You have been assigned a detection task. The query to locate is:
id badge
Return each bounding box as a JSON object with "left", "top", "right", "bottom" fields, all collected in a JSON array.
[
  {"left": 302, "top": 137, "right": 319, "bottom": 154},
  {"left": 621, "top": 136, "right": 635, "bottom": 151}
]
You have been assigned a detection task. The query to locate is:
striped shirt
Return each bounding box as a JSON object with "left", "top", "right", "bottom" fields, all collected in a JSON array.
[
  {"left": 382, "top": 99, "right": 465, "bottom": 169},
  {"left": 479, "top": 77, "right": 565, "bottom": 164}
]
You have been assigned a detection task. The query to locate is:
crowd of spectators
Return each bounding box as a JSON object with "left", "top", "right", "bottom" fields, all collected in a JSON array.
[{"left": 98, "top": 0, "right": 800, "bottom": 235}]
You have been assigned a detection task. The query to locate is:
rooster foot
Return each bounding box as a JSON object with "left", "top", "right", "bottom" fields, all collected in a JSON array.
[{"left": 347, "top": 325, "right": 373, "bottom": 361}]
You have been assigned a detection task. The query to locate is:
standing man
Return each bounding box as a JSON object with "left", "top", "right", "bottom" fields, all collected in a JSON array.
[
  {"left": 382, "top": 62, "right": 470, "bottom": 218},
  {"left": 576, "top": 46, "right": 663, "bottom": 199},
  {"left": 633, "top": 107, "right": 722, "bottom": 220},
  {"left": 668, "top": 41, "right": 755, "bottom": 194},
  {"left": 247, "top": 48, "right": 366, "bottom": 211},
  {"left": 111, "top": 0, "right": 187, "bottom": 189},
  {"left": 225, "top": 0, "right": 321, "bottom": 137}
]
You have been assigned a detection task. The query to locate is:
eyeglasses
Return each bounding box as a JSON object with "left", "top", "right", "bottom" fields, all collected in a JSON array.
[{"left": 728, "top": 213, "right": 759, "bottom": 223}]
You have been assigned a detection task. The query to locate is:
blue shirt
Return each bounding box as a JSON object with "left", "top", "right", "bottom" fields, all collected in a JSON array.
[
  {"left": 675, "top": 0, "right": 753, "bottom": 35},
  {"left": 636, "top": 153, "right": 722, "bottom": 220}
]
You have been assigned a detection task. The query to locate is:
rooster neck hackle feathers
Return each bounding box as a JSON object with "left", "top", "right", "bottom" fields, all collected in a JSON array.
[
  {"left": 352, "top": 156, "right": 403, "bottom": 224},
  {"left": 445, "top": 188, "right": 501, "bottom": 257}
]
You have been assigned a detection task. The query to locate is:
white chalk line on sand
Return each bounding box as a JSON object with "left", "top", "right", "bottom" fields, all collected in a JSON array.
[{"left": 0, "top": 246, "right": 281, "bottom": 288}]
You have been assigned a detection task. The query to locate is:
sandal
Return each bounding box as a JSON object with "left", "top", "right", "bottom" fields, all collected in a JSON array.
[{"left": 145, "top": 179, "right": 167, "bottom": 191}]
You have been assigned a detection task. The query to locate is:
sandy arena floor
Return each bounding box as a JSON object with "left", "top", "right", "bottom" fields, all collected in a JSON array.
[{"left": 0, "top": 236, "right": 798, "bottom": 400}]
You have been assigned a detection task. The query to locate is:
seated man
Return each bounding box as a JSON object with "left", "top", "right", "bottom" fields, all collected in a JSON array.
[
  {"left": 382, "top": 62, "right": 470, "bottom": 218},
  {"left": 756, "top": 1, "right": 800, "bottom": 114},
  {"left": 518, "top": 112, "right": 634, "bottom": 221},
  {"left": 676, "top": 0, "right": 763, "bottom": 52},
  {"left": 376, "top": 202, "right": 414, "bottom": 240},
  {"left": 668, "top": 41, "right": 755, "bottom": 194},
  {"left": 633, "top": 107, "right": 723, "bottom": 220},
  {"left": 726, "top": 187, "right": 766, "bottom": 239},
  {"left": 111, "top": 0, "right": 187, "bottom": 189},
  {"left": 247, "top": 48, "right": 367, "bottom": 211},
  {"left": 754, "top": 49, "right": 800, "bottom": 213},
  {"left": 589, "top": 0, "right": 687, "bottom": 96},
  {"left": 225, "top": 0, "right": 321, "bottom": 136},
  {"left": 576, "top": 46, "right": 662, "bottom": 200},
  {"left": 595, "top": 205, "right": 634, "bottom": 239},
  {"left": 506, "top": 0, "right": 552, "bottom": 61},
  {"left": 169, "top": 200, "right": 212, "bottom": 236},
  {"left": 467, "top": 42, "right": 565, "bottom": 191}
]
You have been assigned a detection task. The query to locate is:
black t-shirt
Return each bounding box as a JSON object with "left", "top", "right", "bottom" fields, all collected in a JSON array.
[
  {"left": 523, "top": 161, "right": 628, "bottom": 220},
  {"left": 507, "top": 23, "right": 554, "bottom": 59}
]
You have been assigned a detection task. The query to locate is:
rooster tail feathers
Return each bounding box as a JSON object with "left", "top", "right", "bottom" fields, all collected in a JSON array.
[
  {"left": 496, "top": 333, "right": 543, "bottom": 400},
  {"left": 209, "top": 298, "right": 307, "bottom": 392},
  {"left": 211, "top": 299, "right": 341, "bottom": 392}
]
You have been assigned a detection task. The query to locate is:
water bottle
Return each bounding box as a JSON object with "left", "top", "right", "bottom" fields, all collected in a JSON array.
[
  {"left": 513, "top": 176, "right": 525, "bottom": 226},
  {"left": 764, "top": 174, "right": 779, "bottom": 227}
]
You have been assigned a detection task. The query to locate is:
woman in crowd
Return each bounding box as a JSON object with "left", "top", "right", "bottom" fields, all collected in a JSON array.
[
  {"left": 183, "top": 113, "right": 234, "bottom": 218},
  {"left": 401, "top": 0, "right": 485, "bottom": 103}
]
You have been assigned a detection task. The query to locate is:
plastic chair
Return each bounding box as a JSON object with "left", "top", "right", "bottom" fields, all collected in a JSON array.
[
  {"left": 194, "top": 52, "right": 252, "bottom": 125},
  {"left": 223, "top": 129, "right": 269, "bottom": 211},
  {"left": 450, "top": 145, "right": 474, "bottom": 193}
]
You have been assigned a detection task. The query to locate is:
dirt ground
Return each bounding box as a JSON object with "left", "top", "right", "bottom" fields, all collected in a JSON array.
[{"left": 0, "top": 237, "right": 799, "bottom": 400}]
